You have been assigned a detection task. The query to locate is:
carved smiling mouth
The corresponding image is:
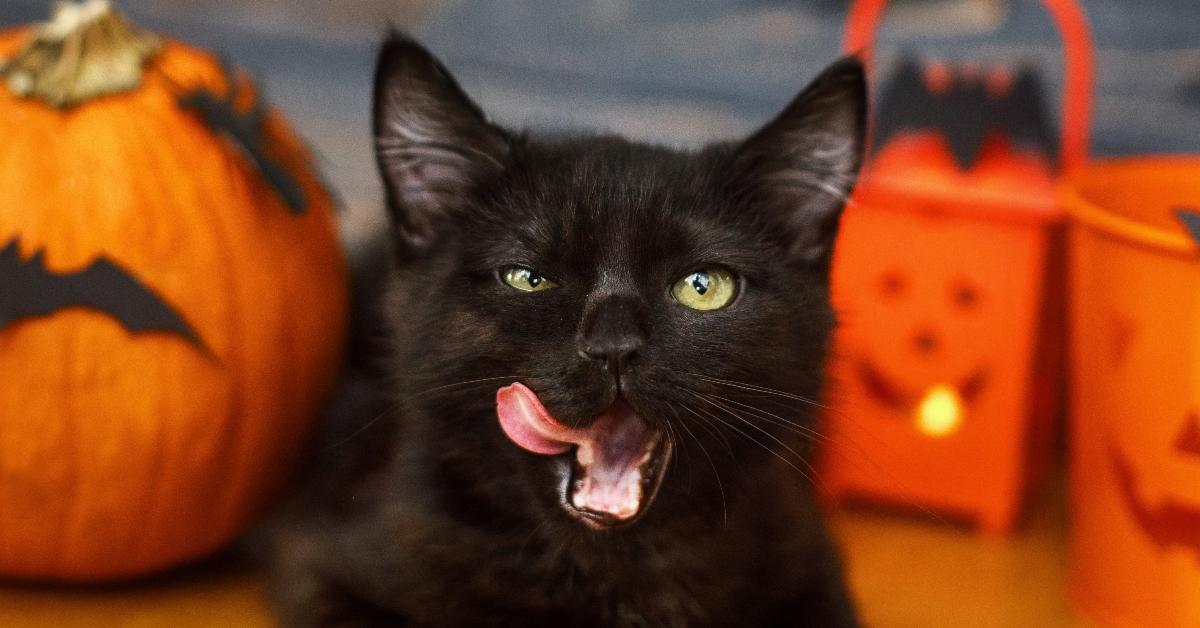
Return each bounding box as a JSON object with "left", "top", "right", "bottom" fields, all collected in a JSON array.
[
  {"left": 496, "top": 383, "right": 672, "bottom": 529},
  {"left": 1107, "top": 413, "right": 1200, "bottom": 557},
  {"left": 856, "top": 358, "right": 988, "bottom": 412}
]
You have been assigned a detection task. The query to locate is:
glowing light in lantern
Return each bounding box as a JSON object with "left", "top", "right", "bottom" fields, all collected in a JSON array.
[{"left": 915, "top": 384, "right": 963, "bottom": 437}]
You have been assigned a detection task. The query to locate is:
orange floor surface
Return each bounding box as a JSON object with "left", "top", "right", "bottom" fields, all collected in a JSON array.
[{"left": 0, "top": 479, "right": 1092, "bottom": 628}]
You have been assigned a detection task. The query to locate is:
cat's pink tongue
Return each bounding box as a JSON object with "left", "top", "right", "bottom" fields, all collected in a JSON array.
[
  {"left": 496, "top": 382, "right": 578, "bottom": 455},
  {"left": 496, "top": 383, "right": 656, "bottom": 521}
]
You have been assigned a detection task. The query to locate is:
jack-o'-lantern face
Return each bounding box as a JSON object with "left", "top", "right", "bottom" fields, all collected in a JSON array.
[
  {"left": 854, "top": 262, "right": 988, "bottom": 436},
  {"left": 832, "top": 198, "right": 1044, "bottom": 439},
  {"left": 1104, "top": 312, "right": 1200, "bottom": 559},
  {"left": 827, "top": 55, "right": 1059, "bottom": 442}
]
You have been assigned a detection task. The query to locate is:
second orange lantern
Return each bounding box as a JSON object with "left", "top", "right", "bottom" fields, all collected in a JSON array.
[{"left": 819, "top": 0, "right": 1093, "bottom": 534}]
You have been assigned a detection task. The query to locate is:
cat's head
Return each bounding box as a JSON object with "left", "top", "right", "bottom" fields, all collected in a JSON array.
[{"left": 372, "top": 34, "right": 865, "bottom": 532}]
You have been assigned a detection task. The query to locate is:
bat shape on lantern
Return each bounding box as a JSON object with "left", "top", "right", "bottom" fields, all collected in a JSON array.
[
  {"left": 1110, "top": 418, "right": 1200, "bottom": 561},
  {"left": 175, "top": 61, "right": 309, "bottom": 215},
  {"left": 0, "top": 238, "right": 204, "bottom": 350},
  {"left": 873, "top": 56, "right": 1058, "bottom": 170}
]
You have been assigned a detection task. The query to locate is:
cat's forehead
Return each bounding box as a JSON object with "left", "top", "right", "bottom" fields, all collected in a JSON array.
[
  {"left": 527, "top": 139, "right": 721, "bottom": 221},
  {"left": 467, "top": 138, "right": 766, "bottom": 284},
  {"left": 497, "top": 139, "right": 727, "bottom": 263}
]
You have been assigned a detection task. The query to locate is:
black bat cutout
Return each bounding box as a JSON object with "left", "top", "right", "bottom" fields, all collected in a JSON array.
[
  {"left": 177, "top": 61, "right": 308, "bottom": 215},
  {"left": 0, "top": 238, "right": 205, "bottom": 351},
  {"left": 873, "top": 55, "right": 1058, "bottom": 170},
  {"left": 1175, "top": 208, "right": 1200, "bottom": 246}
]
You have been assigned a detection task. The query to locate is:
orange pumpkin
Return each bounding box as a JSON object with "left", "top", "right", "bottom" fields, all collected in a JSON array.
[{"left": 0, "top": 1, "right": 348, "bottom": 581}]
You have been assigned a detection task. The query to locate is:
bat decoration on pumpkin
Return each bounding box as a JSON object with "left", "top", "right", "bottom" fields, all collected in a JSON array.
[
  {"left": 0, "top": 238, "right": 203, "bottom": 350},
  {"left": 174, "top": 61, "right": 308, "bottom": 215},
  {"left": 873, "top": 56, "right": 1058, "bottom": 169},
  {"left": 1174, "top": 208, "right": 1200, "bottom": 246},
  {"left": 1110, "top": 413, "right": 1200, "bottom": 559}
]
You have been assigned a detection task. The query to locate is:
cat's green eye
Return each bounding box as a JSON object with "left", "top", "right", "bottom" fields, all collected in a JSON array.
[
  {"left": 501, "top": 266, "right": 558, "bottom": 292},
  {"left": 671, "top": 267, "right": 737, "bottom": 311}
]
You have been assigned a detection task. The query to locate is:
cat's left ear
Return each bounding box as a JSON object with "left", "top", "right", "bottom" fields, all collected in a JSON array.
[
  {"left": 730, "top": 57, "right": 866, "bottom": 265},
  {"left": 373, "top": 33, "right": 510, "bottom": 255}
]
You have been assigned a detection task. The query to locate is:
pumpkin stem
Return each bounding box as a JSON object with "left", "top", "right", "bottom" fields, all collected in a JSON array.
[{"left": 1, "top": 0, "right": 160, "bottom": 108}]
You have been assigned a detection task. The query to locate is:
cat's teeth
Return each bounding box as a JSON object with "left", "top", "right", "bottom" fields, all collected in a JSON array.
[
  {"left": 570, "top": 467, "right": 643, "bottom": 520},
  {"left": 570, "top": 434, "right": 664, "bottom": 521}
]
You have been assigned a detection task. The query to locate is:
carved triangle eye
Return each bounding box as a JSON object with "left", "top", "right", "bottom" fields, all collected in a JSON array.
[
  {"left": 1109, "top": 313, "right": 1137, "bottom": 369},
  {"left": 1174, "top": 411, "right": 1200, "bottom": 457}
]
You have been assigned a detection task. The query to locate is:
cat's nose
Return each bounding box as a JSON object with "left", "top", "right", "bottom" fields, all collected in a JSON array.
[
  {"left": 581, "top": 335, "right": 642, "bottom": 372},
  {"left": 578, "top": 296, "right": 646, "bottom": 373}
]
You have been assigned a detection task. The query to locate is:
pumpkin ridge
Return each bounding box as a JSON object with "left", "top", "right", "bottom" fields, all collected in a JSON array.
[
  {"left": 51, "top": 118, "right": 105, "bottom": 576},
  {"left": 55, "top": 113, "right": 158, "bottom": 575},
  {"left": 210, "top": 146, "right": 271, "bottom": 542},
  {"left": 118, "top": 111, "right": 190, "bottom": 574},
  {"left": 133, "top": 96, "right": 248, "bottom": 573},
  {"left": 55, "top": 310, "right": 82, "bottom": 577}
]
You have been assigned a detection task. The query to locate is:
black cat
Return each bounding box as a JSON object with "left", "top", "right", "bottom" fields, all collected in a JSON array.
[{"left": 272, "top": 33, "right": 866, "bottom": 628}]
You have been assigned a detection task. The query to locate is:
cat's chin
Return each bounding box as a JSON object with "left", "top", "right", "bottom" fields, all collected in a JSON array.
[{"left": 556, "top": 432, "right": 673, "bottom": 531}]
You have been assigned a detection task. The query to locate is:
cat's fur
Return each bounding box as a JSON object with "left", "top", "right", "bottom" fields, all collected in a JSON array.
[{"left": 272, "top": 33, "right": 866, "bottom": 628}]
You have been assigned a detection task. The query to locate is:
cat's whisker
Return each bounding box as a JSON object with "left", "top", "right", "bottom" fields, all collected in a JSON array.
[
  {"left": 515, "top": 517, "right": 553, "bottom": 563},
  {"left": 796, "top": 401, "right": 963, "bottom": 531},
  {"left": 701, "top": 388, "right": 954, "bottom": 528},
  {"left": 683, "top": 376, "right": 957, "bottom": 527},
  {"left": 704, "top": 393, "right": 829, "bottom": 444},
  {"left": 309, "top": 399, "right": 401, "bottom": 455},
  {"left": 684, "top": 395, "right": 815, "bottom": 485},
  {"left": 691, "top": 393, "right": 820, "bottom": 485},
  {"left": 678, "top": 404, "right": 735, "bottom": 456},
  {"left": 673, "top": 405, "right": 728, "bottom": 529},
  {"left": 689, "top": 382, "right": 943, "bottom": 518},
  {"left": 316, "top": 375, "right": 519, "bottom": 452},
  {"left": 687, "top": 373, "right": 831, "bottom": 410},
  {"left": 407, "top": 375, "right": 523, "bottom": 399}
]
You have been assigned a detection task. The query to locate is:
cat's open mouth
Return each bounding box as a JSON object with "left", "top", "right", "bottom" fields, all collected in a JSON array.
[{"left": 496, "top": 383, "right": 672, "bottom": 529}]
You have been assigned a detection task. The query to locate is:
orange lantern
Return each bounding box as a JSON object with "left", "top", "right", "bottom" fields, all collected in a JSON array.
[
  {"left": 819, "top": 0, "right": 1093, "bottom": 534},
  {"left": 1065, "top": 159, "right": 1200, "bottom": 627}
]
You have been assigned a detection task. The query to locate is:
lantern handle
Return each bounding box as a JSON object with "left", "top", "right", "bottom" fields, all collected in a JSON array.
[{"left": 842, "top": 0, "right": 1094, "bottom": 172}]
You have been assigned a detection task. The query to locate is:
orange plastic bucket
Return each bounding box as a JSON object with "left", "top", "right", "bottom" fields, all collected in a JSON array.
[
  {"left": 820, "top": 0, "right": 1093, "bottom": 535},
  {"left": 1065, "top": 157, "right": 1200, "bottom": 627}
]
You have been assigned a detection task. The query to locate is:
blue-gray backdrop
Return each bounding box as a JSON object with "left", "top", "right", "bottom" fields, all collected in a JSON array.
[{"left": 3, "top": 0, "right": 1197, "bottom": 225}]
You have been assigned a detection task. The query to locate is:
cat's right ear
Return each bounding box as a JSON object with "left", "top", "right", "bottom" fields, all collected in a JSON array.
[
  {"left": 373, "top": 33, "right": 509, "bottom": 255},
  {"left": 728, "top": 57, "right": 866, "bottom": 267}
]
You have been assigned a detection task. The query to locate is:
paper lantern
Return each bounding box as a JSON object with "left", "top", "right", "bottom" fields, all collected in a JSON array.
[
  {"left": 819, "top": 0, "right": 1092, "bottom": 534},
  {"left": 0, "top": 1, "right": 348, "bottom": 580}
]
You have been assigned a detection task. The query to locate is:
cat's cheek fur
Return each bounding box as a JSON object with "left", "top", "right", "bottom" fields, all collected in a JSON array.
[{"left": 270, "top": 32, "right": 865, "bottom": 628}]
